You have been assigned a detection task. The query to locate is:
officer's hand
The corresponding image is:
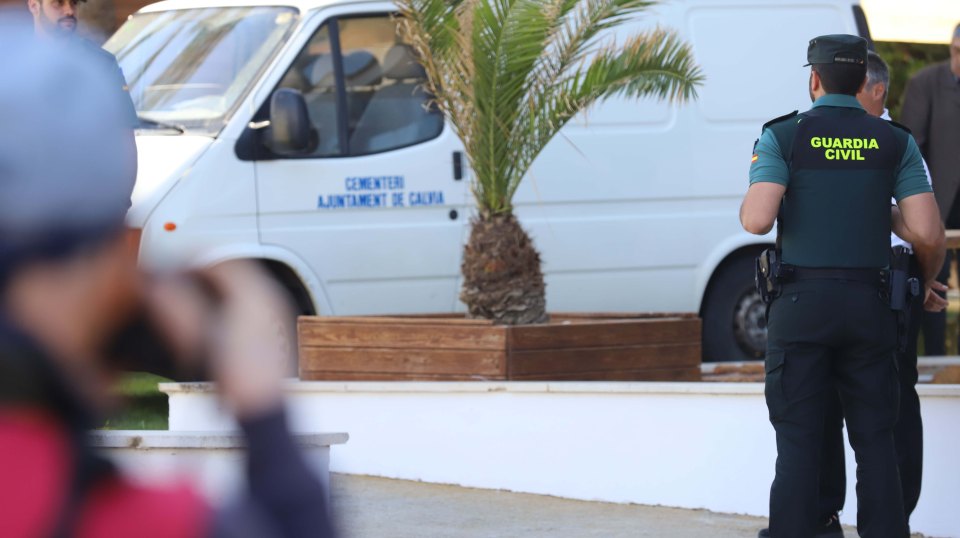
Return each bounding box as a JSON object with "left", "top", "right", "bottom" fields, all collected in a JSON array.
[
  {"left": 203, "top": 260, "right": 297, "bottom": 419},
  {"left": 924, "top": 280, "right": 949, "bottom": 313}
]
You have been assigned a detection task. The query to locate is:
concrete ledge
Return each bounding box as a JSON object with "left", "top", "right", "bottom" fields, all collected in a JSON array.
[
  {"left": 161, "top": 380, "right": 960, "bottom": 397},
  {"left": 90, "top": 430, "right": 348, "bottom": 449},
  {"left": 702, "top": 357, "right": 960, "bottom": 384},
  {"left": 93, "top": 428, "right": 347, "bottom": 504}
]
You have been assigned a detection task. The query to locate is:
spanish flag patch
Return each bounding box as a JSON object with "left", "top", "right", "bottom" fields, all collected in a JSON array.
[{"left": 751, "top": 154, "right": 759, "bottom": 163}]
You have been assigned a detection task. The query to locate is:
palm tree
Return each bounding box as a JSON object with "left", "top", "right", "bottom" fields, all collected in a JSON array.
[{"left": 397, "top": 0, "right": 703, "bottom": 325}]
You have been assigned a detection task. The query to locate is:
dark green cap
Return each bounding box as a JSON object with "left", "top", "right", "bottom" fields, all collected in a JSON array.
[{"left": 805, "top": 34, "right": 867, "bottom": 66}]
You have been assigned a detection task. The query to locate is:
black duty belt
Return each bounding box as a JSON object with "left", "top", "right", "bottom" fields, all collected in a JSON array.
[{"left": 783, "top": 266, "right": 888, "bottom": 287}]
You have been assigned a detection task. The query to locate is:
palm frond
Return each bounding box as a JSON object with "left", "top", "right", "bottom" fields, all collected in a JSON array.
[
  {"left": 508, "top": 27, "right": 703, "bottom": 202},
  {"left": 398, "top": 0, "right": 703, "bottom": 215}
]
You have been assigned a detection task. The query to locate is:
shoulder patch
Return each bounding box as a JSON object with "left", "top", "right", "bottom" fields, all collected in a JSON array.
[
  {"left": 762, "top": 110, "right": 799, "bottom": 131},
  {"left": 885, "top": 119, "right": 912, "bottom": 135}
]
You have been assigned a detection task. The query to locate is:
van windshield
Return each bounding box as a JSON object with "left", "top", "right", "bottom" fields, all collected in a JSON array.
[{"left": 104, "top": 7, "right": 298, "bottom": 136}]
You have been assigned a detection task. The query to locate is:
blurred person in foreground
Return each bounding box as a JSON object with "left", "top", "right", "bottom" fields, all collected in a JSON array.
[
  {"left": 0, "top": 9, "right": 335, "bottom": 538},
  {"left": 900, "top": 22, "right": 960, "bottom": 356}
]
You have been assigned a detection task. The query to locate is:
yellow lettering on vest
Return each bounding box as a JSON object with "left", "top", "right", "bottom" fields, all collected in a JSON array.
[{"left": 813, "top": 137, "right": 880, "bottom": 159}]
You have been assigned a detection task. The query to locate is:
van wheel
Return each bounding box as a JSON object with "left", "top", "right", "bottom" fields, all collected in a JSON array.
[
  {"left": 259, "top": 260, "right": 316, "bottom": 376},
  {"left": 702, "top": 253, "right": 767, "bottom": 362}
]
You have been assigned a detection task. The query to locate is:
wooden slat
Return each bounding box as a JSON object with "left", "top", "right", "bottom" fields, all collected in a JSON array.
[
  {"left": 509, "top": 318, "right": 701, "bottom": 351},
  {"left": 300, "top": 371, "right": 506, "bottom": 381},
  {"left": 297, "top": 314, "right": 702, "bottom": 382},
  {"left": 510, "top": 367, "right": 701, "bottom": 381},
  {"left": 299, "top": 315, "right": 493, "bottom": 326},
  {"left": 508, "top": 344, "right": 700, "bottom": 376},
  {"left": 549, "top": 312, "right": 699, "bottom": 321},
  {"left": 945, "top": 229, "right": 960, "bottom": 250},
  {"left": 932, "top": 366, "right": 960, "bottom": 384},
  {"left": 299, "top": 322, "right": 507, "bottom": 350},
  {"left": 300, "top": 347, "right": 505, "bottom": 377}
]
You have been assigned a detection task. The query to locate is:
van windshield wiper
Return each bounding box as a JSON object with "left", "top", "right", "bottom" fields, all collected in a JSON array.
[{"left": 137, "top": 115, "right": 186, "bottom": 134}]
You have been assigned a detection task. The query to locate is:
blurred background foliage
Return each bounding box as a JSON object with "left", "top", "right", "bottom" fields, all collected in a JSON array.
[
  {"left": 103, "top": 372, "right": 169, "bottom": 430},
  {"left": 876, "top": 41, "right": 951, "bottom": 121}
]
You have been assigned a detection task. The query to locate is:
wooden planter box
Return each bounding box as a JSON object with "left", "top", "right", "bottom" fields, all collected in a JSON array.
[{"left": 298, "top": 313, "right": 701, "bottom": 382}]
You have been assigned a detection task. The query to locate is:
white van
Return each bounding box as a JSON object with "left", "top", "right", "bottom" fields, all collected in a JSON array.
[{"left": 108, "top": 0, "right": 874, "bottom": 361}]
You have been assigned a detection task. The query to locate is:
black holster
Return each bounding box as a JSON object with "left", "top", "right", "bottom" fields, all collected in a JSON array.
[
  {"left": 756, "top": 249, "right": 777, "bottom": 305},
  {"left": 890, "top": 246, "right": 921, "bottom": 352},
  {"left": 756, "top": 249, "right": 788, "bottom": 305}
]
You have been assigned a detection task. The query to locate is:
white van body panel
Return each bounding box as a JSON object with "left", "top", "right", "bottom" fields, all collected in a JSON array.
[
  {"left": 136, "top": 135, "right": 259, "bottom": 272},
  {"left": 127, "top": 136, "right": 212, "bottom": 227}
]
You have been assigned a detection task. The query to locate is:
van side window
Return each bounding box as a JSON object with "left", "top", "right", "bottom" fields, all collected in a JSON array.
[
  {"left": 278, "top": 23, "right": 341, "bottom": 157},
  {"left": 274, "top": 15, "right": 442, "bottom": 158},
  {"left": 337, "top": 16, "right": 443, "bottom": 156}
]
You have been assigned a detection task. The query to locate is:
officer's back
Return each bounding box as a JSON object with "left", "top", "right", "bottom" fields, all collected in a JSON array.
[{"left": 740, "top": 35, "right": 945, "bottom": 538}]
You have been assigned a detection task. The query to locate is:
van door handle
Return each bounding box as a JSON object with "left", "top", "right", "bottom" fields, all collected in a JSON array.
[{"left": 453, "top": 151, "right": 464, "bottom": 181}]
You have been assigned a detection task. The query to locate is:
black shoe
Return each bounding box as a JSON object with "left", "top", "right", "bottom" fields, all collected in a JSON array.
[{"left": 757, "top": 514, "right": 844, "bottom": 538}]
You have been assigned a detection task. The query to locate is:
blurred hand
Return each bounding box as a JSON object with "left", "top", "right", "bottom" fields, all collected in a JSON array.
[
  {"left": 144, "top": 275, "right": 217, "bottom": 376},
  {"left": 202, "top": 261, "right": 297, "bottom": 419},
  {"left": 924, "top": 280, "right": 949, "bottom": 313}
]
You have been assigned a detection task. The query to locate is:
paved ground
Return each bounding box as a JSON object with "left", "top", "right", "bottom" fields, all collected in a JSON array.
[
  {"left": 331, "top": 475, "right": 938, "bottom": 538},
  {"left": 332, "top": 474, "right": 767, "bottom": 538}
]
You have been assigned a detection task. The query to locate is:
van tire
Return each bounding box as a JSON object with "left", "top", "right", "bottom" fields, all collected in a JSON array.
[
  {"left": 701, "top": 252, "right": 767, "bottom": 362},
  {"left": 259, "top": 260, "right": 316, "bottom": 316},
  {"left": 259, "top": 261, "right": 315, "bottom": 376}
]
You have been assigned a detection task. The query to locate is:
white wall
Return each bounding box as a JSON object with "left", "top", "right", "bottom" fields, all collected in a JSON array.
[{"left": 164, "top": 382, "right": 960, "bottom": 537}]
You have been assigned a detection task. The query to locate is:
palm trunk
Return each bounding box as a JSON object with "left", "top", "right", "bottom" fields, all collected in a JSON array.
[{"left": 460, "top": 212, "right": 548, "bottom": 325}]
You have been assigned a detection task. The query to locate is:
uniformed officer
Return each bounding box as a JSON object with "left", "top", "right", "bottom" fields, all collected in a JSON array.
[
  {"left": 740, "top": 35, "right": 946, "bottom": 538},
  {"left": 755, "top": 49, "right": 946, "bottom": 538}
]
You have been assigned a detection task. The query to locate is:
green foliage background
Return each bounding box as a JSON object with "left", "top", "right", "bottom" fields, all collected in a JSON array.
[
  {"left": 102, "top": 372, "right": 169, "bottom": 430},
  {"left": 875, "top": 41, "right": 950, "bottom": 121}
]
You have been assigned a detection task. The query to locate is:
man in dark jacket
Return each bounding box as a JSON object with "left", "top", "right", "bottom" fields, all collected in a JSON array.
[
  {"left": 0, "top": 8, "right": 335, "bottom": 538},
  {"left": 901, "top": 23, "right": 960, "bottom": 355},
  {"left": 27, "top": 0, "right": 140, "bottom": 203}
]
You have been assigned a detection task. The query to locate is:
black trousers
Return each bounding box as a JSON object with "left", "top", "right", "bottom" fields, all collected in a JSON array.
[
  {"left": 819, "top": 260, "right": 924, "bottom": 526},
  {"left": 765, "top": 279, "right": 906, "bottom": 538}
]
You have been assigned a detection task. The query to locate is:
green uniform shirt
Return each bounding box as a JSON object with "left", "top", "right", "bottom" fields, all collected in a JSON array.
[
  {"left": 750, "top": 95, "right": 930, "bottom": 200},
  {"left": 748, "top": 94, "right": 932, "bottom": 268}
]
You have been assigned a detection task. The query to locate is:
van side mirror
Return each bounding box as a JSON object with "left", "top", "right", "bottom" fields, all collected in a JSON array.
[{"left": 265, "top": 88, "right": 316, "bottom": 155}]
